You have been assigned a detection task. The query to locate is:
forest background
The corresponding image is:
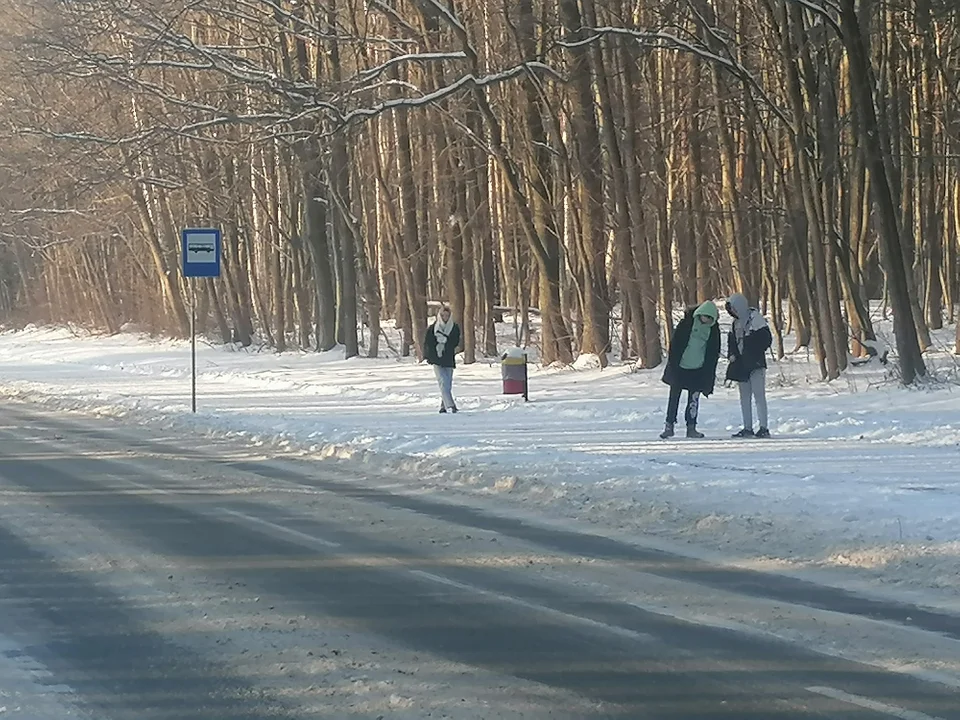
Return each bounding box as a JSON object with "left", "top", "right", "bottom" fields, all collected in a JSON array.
[{"left": 0, "top": 0, "right": 956, "bottom": 385}]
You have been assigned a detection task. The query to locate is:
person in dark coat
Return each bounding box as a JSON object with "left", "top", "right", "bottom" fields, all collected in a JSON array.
[
  {"left": 660, "top": 300, "right": 721, "bottom": 439},
  {"left": 424, "top": 305, "right": 461, "bottom": 414},
  {"left": 725, "top": 293, "right": 773, "bottom": 438}
]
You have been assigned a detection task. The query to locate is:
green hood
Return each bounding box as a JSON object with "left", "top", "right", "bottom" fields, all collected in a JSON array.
[
  {"left": 694, "top": 300, "right": 719, "bottom": 324},
  {"left": 679, "top": 301, "right": 718, "bottom": 370}
]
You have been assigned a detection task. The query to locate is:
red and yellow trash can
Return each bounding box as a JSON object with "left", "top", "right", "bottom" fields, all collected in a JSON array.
[{"left": 501, "top": 347, "right": 529, "bottom": 401}]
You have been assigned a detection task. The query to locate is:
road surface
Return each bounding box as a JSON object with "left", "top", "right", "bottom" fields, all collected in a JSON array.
[{"left": 0, "top": 402, "right": 955, "bottom": 718}]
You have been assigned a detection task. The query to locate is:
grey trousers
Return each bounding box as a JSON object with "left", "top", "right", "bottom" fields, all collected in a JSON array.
[
  {"left": 738, "top": 369, "right": 768, "bottom": 429},
  {"left": 434, "top": 366, "right": 456, "bottom": 410}
]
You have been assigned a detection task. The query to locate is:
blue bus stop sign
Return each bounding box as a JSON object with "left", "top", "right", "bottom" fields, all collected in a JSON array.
[{"left": 181, "top": 228, "right": 221, "bottom": 278}]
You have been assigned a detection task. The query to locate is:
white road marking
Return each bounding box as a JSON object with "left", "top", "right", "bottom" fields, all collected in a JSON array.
[
  {"left": 806, "top": 686, "right": 947, "bottom": 720},
  {"left": 107, "top": 475, "right": 341, "bottom": 549},
  {"left": 218, "top": 508, "right": 341, "bottom": 549},
  {"left": 110, "top": 473, "right": 651, "bottom": 635},
  {"left": 107, "top": 475, "right": 172, "bottom": 494},
  {"left": 110, "top": 469, "right": 656, "bottom": 638},
  {"left": 408, "top": 569, "right": 655, "bottom": 644}
]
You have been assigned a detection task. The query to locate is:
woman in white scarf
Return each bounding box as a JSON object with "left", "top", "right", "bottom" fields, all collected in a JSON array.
[{"left": 424, "top": 305, "right": 461, "bottom": 413}]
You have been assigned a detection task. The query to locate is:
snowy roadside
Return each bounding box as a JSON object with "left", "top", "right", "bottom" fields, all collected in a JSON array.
[{"left": 0, "top": 325, "right": 959, "bottom": 609}]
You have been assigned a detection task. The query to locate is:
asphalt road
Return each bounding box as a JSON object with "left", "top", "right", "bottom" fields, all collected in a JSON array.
[{"left": 0, "top": 403, "right": 956, "bottom": 719}]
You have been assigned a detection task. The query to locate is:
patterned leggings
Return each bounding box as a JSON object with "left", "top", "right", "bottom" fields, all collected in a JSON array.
[{"left": 666, "top": 385, "right": 701, "bottom": 425}]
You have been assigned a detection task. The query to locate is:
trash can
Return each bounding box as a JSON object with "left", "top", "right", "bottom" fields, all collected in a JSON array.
[{"left": 501, "top": 347, "right": 529, "bottom": 401}]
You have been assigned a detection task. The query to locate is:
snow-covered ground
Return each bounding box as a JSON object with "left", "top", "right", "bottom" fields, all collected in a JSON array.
[{"left": 0, "top": 319, "right": 959, "bottom": 608}]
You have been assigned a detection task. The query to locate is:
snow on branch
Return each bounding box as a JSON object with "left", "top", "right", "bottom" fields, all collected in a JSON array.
[
  {"left": 20, "top": 1, "right": 555, "bottom": 149},
  {"left": 128, "top": 20, "right": 317, "bottom": 103},
  {"left": 22, "top": 107, "right": 290, "bottom": 148},
  {"left": 573, "top": 27, "right": 792, "bottom": 128},
  {"left": 346, "top": 78, "right": 421, "bottom": 100},
  {"left": 562, "top": 27, "right": 736, "bottom": 71},
  {"left": 21, "top": 129, "right": 142, "bottom": 147},
  {"left": 8, "top": 208, "right": 89, "bottom": 217},
  {"left": 357, "top": 52, "right": 469, "bottom": 83},
  {"left": 0, "top": 231, "right": 98, "bottom": 252},
  {"left": 90, "top": 66, "right": 228, "bottom": 119},
  {"left": 338, "top": 62, "right": 563, "bottom": 126},
  {"left": 165, "top": 112, "right": 291, "bottom": 138}
]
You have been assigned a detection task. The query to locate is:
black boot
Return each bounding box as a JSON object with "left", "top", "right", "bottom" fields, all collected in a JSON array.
[
  {"left": 686, "top": 424, "right": 705, "bottom": 439},
  {"left": 659, "top": 422, "right": 675, "bottom": 439}
]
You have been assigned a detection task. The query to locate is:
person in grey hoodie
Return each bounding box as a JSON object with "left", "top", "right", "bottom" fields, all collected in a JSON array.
[{"left": 724, "top": 293, "right": 773, "bottom": 438}]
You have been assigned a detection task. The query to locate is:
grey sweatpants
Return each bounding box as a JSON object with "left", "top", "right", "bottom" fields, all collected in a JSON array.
[
  {"left": 434, "top": 366, "right": 456, "bottom": 410},
  {"left": 738, "top": 369, "right": 768, "bottom": 429}
]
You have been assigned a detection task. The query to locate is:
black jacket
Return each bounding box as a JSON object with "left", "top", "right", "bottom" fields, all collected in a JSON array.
[
  {"left": 661, "top": 310, "right": 721, "bottom": 396},
  {"left": 424, "top": 321, "right": 461, "bottom": 368},
  {"left": 725, "top": 313, "right": 773, "bottom": 382}
]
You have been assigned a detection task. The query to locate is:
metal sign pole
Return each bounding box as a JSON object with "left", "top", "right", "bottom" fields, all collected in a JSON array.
[
  {"left": 191, "top": 276, "right": 197, "bottom": 413},
  {"left": 181, "top": 226, "right": 221, "bottom": 415},
  {"left": 523, "top": 354, "right": 529, "bottom": 402}
]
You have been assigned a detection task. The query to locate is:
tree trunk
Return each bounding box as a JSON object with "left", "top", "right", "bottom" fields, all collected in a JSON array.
[
  {"left": 840, "top": 0, "right": 926, "bottom": 383},
  {"left": 619, "top": 37, "right": 662, "bottom": 367},
  {"left": 559, "top": 0, "right": 610, "bottom": 364},
  {"left": 390, "top": 67, "right": 428, "bottom": 359},
  {"left": 302, "top": 165, "right": 338, "bottom": 352}
]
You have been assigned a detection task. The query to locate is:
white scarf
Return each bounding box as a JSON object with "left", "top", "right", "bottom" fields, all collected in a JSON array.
[
  {"left": 434, "top": 316, "right": 454, "bottom": 356},
  {"left": 735, "top": 309, "right": 768, "bottom": 352}
]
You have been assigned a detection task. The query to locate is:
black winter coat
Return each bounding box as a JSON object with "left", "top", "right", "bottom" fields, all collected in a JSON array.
[
  {"left": 725, "top": 315, "right": 773, "bottom": 382},
  {"left": 424, "top": 322, "right": 461, "bottom": 368},
  {"left": 661, "top": 311, "right": 721, "bottom": 396}
]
